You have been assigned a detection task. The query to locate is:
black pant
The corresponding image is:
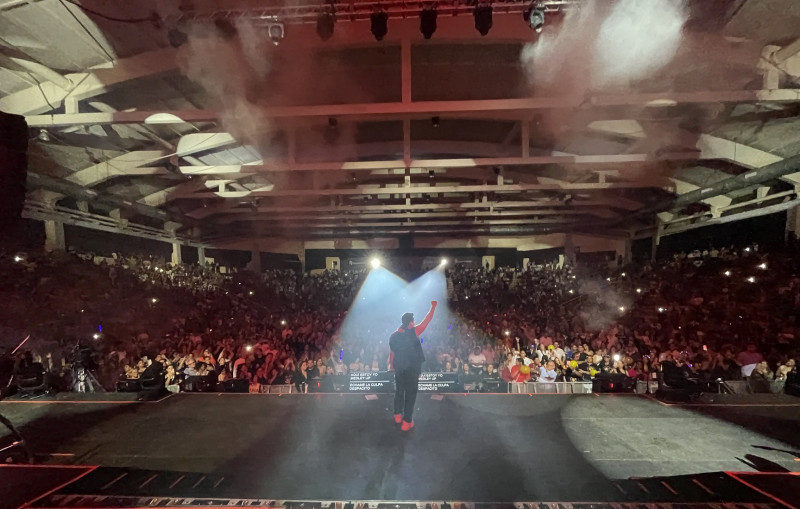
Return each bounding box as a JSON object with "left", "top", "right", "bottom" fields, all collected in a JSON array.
[{"left": 394, "top": 369, "right": 420, "bottom": 422}]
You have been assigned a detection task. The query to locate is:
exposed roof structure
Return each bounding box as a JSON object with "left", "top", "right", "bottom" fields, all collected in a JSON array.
[{"left": 2, "top": 0, "right": 799, "bottom": 246}]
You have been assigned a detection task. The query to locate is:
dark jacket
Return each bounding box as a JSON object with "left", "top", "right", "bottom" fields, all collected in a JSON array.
[{"left": 390, "top": 328, "right": 425, "bottom": 372}]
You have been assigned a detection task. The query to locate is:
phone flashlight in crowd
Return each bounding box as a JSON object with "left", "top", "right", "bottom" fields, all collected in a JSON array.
[
  {"left": 280, "top": 320, "right": 287, "bottom": 326},
  {"left": 93, "top": 333, "right": 100, "bottom": 340},
  {"left": 151, "top": 297, "right": 158, "bottom": 304},
  {"left": 505, "top": 330, "right": 510, "bottom": 336},
  {"left": 613, "top": 354, "right": 620, "bottom": 361},
  {"left": 246, "top": 345, "right": 253, "bottom": 352},
  {"left": 13, "top": 255, "right": 23, "bottom": 262}
]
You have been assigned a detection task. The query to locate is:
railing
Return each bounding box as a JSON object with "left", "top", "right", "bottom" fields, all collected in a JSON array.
[{"left": 508, "top": 381, "right": 593, "bottom": 394}]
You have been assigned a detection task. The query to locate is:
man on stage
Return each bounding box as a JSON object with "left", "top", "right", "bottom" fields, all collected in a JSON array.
[{"left": 389, "top": 300, "right": 437, "bottom": 431}]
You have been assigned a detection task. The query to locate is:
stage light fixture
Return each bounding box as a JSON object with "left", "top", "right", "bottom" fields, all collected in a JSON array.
[
  {"left": 440, "top": 257, "right": 448, "bottom": 266},
  {"left": 524, "top": 2, "right": 545, "bottom": 33},
  {"left": 370, "top": 257, "right": 381, "bottom": 269},
  {"left": 419, "top": 8, "right": 437, "bottom": 40},
  {"left": 473, "top": 5, "right": 493, "bottom": 36},
  {"left": 267, "top": 23, "right": 285, "bottom": 45},
  {"left": 317, "top": 10, "right": 335, "bottom": 41},
  {"left": 370, "top": 11, "right": 388, "bottom": 41}
]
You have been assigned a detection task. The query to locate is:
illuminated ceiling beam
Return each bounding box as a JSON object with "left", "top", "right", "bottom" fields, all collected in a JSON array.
[
  {"left": 176, "top": 152, "right": 700, "bottom": 175},
  {"left": 25, "top": 89, "right": 800, "bottom": 127},
  {"left": 0, "top": 48, "right": 178, "bottom": 115},
  {"left": 178, "top": 179, "right": 672, "bottom": 200},
  {"left": 216, "top": 208, "right": 610, "bottom": 223},
  {"left": 66, "top": 150, "right": 170, "bottom": 186}
]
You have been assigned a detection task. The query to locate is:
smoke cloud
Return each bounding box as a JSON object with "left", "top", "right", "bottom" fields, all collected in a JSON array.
[
  {"left": 175, "top": 19, "right": 273, "bottom": 148},
  {"left": 521, "top": 0, "right": 689, "bottom": 92}
]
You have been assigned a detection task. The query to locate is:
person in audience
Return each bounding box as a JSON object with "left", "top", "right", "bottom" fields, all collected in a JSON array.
[
  {"left": 539, "top": 361, "right": 557, "bottom": 382},
  {"left": 7, "top": 240, "right": 800, "bottom": 398}
]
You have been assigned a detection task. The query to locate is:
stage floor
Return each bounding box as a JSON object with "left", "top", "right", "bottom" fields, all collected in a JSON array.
[{"left": 1, "top": 393, "right": 799, "bottom": 503}]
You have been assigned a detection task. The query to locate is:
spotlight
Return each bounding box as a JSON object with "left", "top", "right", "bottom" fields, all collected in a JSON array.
[
  {"left": 431, "top": 116, "right": 440, "bottom": 128},
  {"left": 38, "top": 129, "right": 50, "bottom": 142},
  {"left": 524, "top": 2, "right": 545, "bottom": 33},
  {"left": 370, "top": 257, "right": 381, "bottom": 269},
  {"left": 267, "top": 22, "right": 285, "bottom": 45},
  {"left": 473, "top": 5, "right": 493, "bottom": 36},
  {"left": 440, "top": 257, "right": 448, "bottom": 266},
  {"left": 317, "top": 10, "right": 335, "bottom": 41},
  {"left": 370, "top": 11, "right": 388, "bottom": 41},
  {"left": 419, "top": 8, "right": 437, "bottom": 40}
]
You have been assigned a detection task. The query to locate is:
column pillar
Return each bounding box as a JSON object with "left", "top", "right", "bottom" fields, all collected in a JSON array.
[
  {"left": 564, "top": 234, "right": 576, "bottom": 265},
  {"left": 651, "top": 221, "right": 664, "bottom": 263},
  {"left": 297, "top": 247, "right": 306, "bottom": 273},
  {"left": 249, "top": 243, "right": 262, "bottom": 274},
  {"left": 171, "top": 242, "right": 182, "bottom": 265},
  {"left": 623, "top": 236, "right": 633, "bottom": 265},
  {"left": 787, "top": 204, "right": 800, "bottom": 242},
  {"left": 198, "top": 246, "right": 206, "bottom": 266},
  {"left": 44, "top": 219, "right": 65, "bottom": 252}
]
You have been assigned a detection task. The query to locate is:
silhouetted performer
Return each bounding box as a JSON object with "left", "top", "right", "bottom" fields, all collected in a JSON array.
[{"left": 389, "top": 301, "right": 437, "bottom": 431}]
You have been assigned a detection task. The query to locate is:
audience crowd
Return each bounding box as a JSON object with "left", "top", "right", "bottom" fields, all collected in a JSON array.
[{"left": 2, "top": 240, "right": 799, "bottom": 395}]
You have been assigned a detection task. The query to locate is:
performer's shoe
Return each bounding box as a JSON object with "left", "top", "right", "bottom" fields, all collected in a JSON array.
[
  {"left": 394, "top": 414, "right": 403, "bottom": 424},
  {"left": 401, "top": 420, "right": 414, "bottom": 431}
]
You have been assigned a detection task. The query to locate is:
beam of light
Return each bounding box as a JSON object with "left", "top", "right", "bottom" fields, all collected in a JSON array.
[{"left": 337, "top": 268, "right": 454, "bottom": 368}]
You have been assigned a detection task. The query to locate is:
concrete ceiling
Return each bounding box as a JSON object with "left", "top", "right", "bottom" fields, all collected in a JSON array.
[{"left": 1, "top": 0, "right": 799, "bottom": 243}]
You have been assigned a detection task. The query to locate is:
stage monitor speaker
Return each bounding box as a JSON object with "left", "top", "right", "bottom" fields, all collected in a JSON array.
[
  {"left": 0, "top": 111, "right": 28, "bottom": 238},
  {"left": 592, "top": 374, "right": 635, "bottom": 393}
]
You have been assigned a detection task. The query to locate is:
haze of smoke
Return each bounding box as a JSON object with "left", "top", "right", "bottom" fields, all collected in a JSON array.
[
  {"left": 592, "top": 0, "right": 688, "bottom": 87},
  {"left": 578, "top": 278, "right": 632, "bottom": 332},
  {"left": 520, "top": 0, "right": 688, "bottom": 92},
  {"left": 176, "top": 21, "right": 271, "bottom": 147}
]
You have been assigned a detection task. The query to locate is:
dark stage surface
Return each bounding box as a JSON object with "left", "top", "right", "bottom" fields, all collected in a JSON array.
[{"left": 1, "top": 393, "right": 799, "bottom": 505}]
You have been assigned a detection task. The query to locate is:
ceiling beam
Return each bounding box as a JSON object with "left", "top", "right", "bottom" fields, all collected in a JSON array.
[
  {"left": 0, "top": 48, "right": 178, "bottom": 115},
  {"left": 25, "top": 89, "right": 800, "bottom": 127},
  {"left": 177, "top": 179, "right": 672, "bottom": 200}
]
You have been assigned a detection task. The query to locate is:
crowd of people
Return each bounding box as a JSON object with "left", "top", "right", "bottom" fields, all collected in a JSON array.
[{"left": 2, "top": 239, "right": 799, "bottom": 396}]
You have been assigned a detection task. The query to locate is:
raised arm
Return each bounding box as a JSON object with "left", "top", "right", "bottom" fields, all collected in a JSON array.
[{"left": 414, "top": 301, "right": 438, "bottom": 336}]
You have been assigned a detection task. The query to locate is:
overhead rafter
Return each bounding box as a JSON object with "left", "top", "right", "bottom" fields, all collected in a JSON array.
[{"left": 25, "top": 89, "right": 800, "bottom": 127}]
